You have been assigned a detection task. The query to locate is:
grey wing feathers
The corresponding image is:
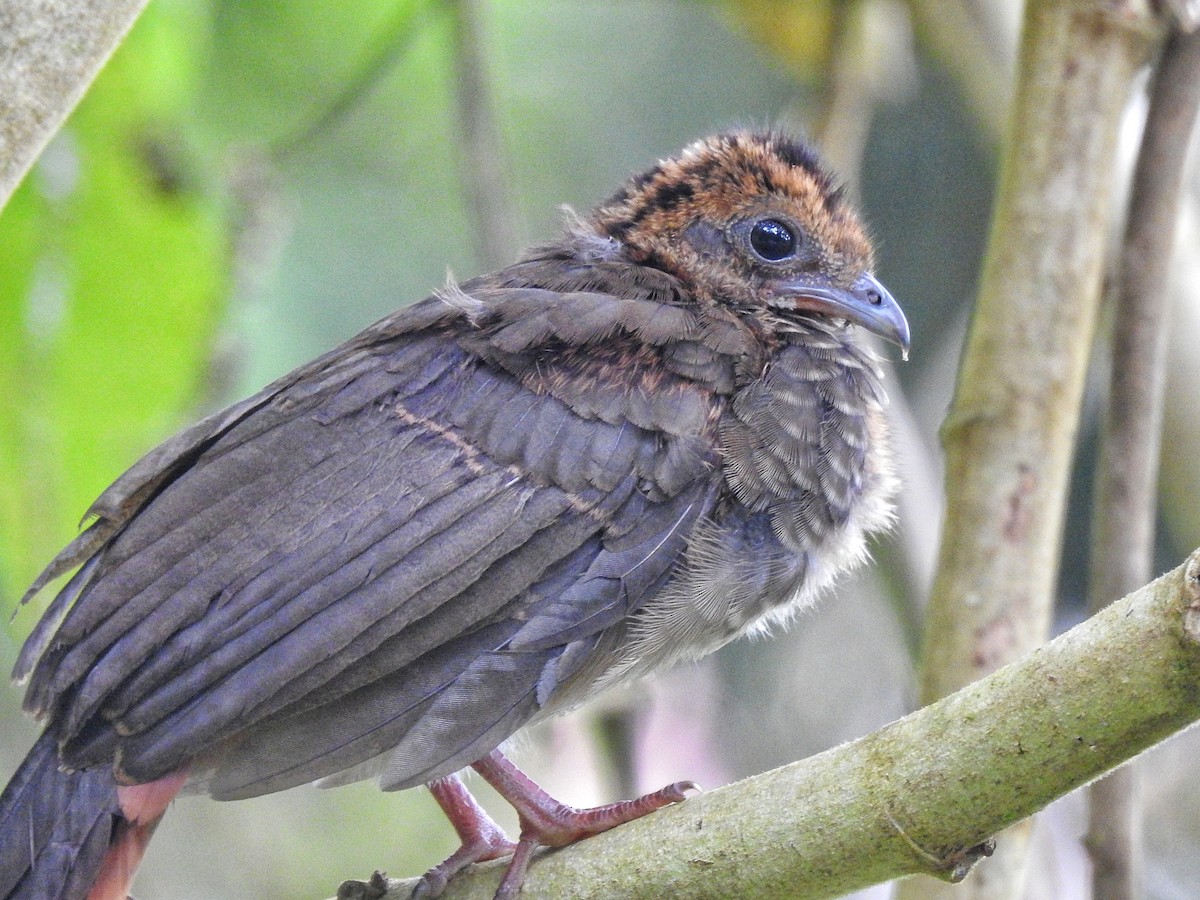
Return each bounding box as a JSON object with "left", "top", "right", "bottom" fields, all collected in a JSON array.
[{"left": 15, "top": 286, "right": 729, "bottom": 798}]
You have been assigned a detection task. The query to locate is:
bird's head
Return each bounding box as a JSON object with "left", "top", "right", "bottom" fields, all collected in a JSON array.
[{"left": 590, "top": 131, "right": 909, "bottom": 357}]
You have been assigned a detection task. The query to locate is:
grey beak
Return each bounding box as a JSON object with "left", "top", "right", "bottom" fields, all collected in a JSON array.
[{"left": 770, "top": 271, "right": 910, "bottom": 360}]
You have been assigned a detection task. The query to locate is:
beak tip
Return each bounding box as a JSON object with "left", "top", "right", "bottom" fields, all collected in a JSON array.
[
  {"left": 868, "top": 274, "right": 910, "bottom": 361},
  {"left": 769, "top": 271, "right": 911, "bottom": 360}
]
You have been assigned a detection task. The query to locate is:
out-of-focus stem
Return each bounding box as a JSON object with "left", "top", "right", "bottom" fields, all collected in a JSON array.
[
  {"left": 1085, "top": 25, "right": 1200, "bottom": 900},
  {"left": 446, "top": 0, "right": 517, "bottom": 271}
]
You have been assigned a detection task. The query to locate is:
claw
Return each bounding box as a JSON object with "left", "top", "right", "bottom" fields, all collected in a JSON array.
[
  {"left": 473, "top": 750, "right": 696, "bottom": 898},
  {"left": 416, "top": 752, "right": 696, "bottom": 899}
]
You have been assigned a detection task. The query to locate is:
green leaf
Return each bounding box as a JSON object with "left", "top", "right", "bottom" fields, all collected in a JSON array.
[{"left": 0, "top": 0, "right": 229, "bottom": 629}]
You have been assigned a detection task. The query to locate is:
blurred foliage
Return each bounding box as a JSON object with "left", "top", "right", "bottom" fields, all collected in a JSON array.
[
  {"left": 722, "top": 0, "right": 837, "bottom": 79},
  {"left": 0, "top": 0, "right": 227, "bottom": 608}
]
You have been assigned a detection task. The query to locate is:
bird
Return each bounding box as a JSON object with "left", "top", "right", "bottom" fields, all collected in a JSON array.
[{"left": 0, "top": 130, "right": 908, "bottom": 900}]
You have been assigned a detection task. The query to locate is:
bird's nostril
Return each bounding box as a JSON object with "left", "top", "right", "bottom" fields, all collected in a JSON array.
[{"left": 867, "top": 289, "right": 883, "bottom": 306}]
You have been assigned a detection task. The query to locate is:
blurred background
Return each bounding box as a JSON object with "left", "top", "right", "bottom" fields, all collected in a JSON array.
[{"left": 1, "top": 1, "right": 1198, "bottom": 897}]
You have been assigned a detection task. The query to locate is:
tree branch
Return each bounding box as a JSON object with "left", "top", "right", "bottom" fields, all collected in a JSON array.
[
  {"left": 905, "top": 2, "right": 1162, "bottom": 895},
  {"left": 905, "top": 0, "right": 1014, "bottom": 141},
  {"left": 0, "top": 0, "right": 150, "bottom": 212},
  {"left": 1085, "top": 23, "right": 1200, "bottom": 899},
  {"left": 331, "top": 550, "right": 1200, "bottom": 900}
]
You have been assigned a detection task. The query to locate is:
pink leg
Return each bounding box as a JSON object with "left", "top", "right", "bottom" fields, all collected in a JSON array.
[
  {"left": 471, "top": 749, "right": 698, "bottom": 899},
  {"left": 413, "top": 774, "right": 516, "bottom": 899}
]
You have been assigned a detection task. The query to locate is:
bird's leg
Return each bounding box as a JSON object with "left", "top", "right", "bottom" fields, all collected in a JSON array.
[
  {"left": 413, "top": 774, "right": 516, "bottom": 898},
  {"left": 471, "top": 749, "right": 698, "bottom": 899}
]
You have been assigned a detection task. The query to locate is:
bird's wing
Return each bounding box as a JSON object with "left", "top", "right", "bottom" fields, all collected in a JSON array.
[{"left": 15, "top": 285, "right": 739, "bottom": 799}]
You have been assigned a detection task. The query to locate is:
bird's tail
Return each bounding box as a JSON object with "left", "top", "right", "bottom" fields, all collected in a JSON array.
[{"left": 0, "top": 732, "right": 183, "bottom": 900}]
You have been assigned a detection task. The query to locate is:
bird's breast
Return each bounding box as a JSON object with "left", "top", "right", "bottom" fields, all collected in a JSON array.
[
  {"left": 719, "top": 335, "right": 891, "bottom": 554},
  {"left": 592, "top": 331, "right": 897, "bottom": 690}
]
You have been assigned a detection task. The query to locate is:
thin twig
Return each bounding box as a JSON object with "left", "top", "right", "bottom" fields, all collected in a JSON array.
[
  {"left": 446, "top": 0, "right": 517, "bottom": 271},
  {"left": 1085, "top": 25, "right": 1200, "bottom": 900},
  {"left": 268, "top": 0, "right": 434, "bottom": 160}
]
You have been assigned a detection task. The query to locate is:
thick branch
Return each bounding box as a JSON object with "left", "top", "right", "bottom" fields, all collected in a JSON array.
[
  {"left": 332, "top": 551, "right": 1200, "bottom": 900},
  {"left": 907, "top": 3, "right": 1160, "bottom": 895},
  {"left": 921, "top": 0, "right": 1158, "bottom": 696},
  {"left": 0, "top": 0, "right": 149, "bottom": 212}
]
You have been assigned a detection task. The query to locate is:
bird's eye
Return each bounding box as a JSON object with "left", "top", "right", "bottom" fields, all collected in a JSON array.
[{"left": 749, "top": 219, "right": 797, "bottom": 261}]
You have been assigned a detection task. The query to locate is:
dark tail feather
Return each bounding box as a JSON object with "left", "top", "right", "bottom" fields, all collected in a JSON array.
[{"left": 0, "top": 731, "right": 120, "bottom": 900}]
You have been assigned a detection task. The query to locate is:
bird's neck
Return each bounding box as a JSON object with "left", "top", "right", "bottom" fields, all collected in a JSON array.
[{"left": 721, "top": 325, "right": 890, "bottom": 552}]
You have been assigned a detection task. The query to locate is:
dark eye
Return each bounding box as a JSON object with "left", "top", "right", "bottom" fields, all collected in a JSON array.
[{"left": 749, "top": 219, "right": 797, "bottom": 261}]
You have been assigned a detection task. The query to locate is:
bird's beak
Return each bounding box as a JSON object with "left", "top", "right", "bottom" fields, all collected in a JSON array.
[{"left": 770, "top": 271, "right": 910, "bottom": 360}]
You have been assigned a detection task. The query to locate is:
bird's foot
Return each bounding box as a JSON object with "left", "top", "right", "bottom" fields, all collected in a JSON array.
[
  {"left": 472, "top": 749, "right": 699, "bottom": 899},
  {"left": 416, "top": 751, "right": 697, "bottom": 899},
  {"left": 413, "top": 775, "right": 518, "bottom": 898}
]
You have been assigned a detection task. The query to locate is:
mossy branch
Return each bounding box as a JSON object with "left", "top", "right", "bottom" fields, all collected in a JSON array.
[{"left": 333, "top": 550, "right": 1200, "bottom": 899}]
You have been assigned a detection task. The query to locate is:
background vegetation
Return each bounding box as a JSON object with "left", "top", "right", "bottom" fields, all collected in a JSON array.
[{"left": 1, "top": 2, "right": 1197, "bottom": 898}]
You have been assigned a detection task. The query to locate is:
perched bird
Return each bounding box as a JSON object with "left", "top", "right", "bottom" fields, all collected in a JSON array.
[{"left": 0, "top": 131, "right": 908, "bottom": 900}]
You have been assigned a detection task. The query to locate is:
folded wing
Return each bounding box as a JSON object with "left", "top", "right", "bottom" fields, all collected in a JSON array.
[{"left": 15, "top": 285, "right": 734, "bottom": 799}]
